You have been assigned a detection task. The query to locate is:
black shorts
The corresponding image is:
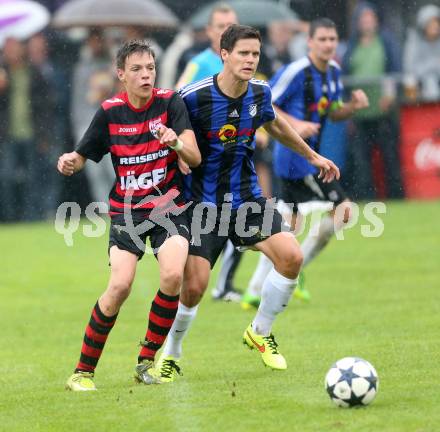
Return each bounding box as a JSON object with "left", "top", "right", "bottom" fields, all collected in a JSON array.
[
  {"left": 188, "top": 197, "right": 289, "bottom": 268},
  {"left": 279, "top": 173, "right": 347, "bottom": 214},
  {"left": 254, "top": 145, "right": 272, "bottom": 165},
  {"left": 109, "top": 211, "right": 191, "bottom": 259}
]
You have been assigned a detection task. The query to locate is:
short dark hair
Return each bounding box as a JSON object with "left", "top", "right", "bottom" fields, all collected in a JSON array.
[
  {"left": 309, "top": 18, "right": 337, "bottom": 37},
  {"left": 208, "top": 2, "right": 236, "bottom": 25},
  {"left": 220, "top": 24, "right": 261, "bottom": 52},
  {"left": 116, "top": 39, "right": 155, "bottom": 70}
]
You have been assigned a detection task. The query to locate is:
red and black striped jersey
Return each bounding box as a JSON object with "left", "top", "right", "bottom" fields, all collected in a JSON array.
[{"left": 76, "top": 89, "right": 192, "bottom": 222}]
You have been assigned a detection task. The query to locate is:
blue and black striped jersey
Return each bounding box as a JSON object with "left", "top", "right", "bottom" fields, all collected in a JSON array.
[
  {"left": 270, "top": 56, "right": 344, "bottom": 180},
  {"left": 179, "top": 74, "right": 276, "bottom": 208}
]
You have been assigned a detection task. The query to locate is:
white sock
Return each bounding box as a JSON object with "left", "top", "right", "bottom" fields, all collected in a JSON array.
[
  {"left": 161, "top": 302, "right": 199, "bottom": 359},
  {"left": 252, "top": 268, "right": 298, "bottom": 336},
  {"left": 301, "top": 215, "right": 335, "bottom": 267},
  {"left": 246, "top": 253, "right": 273, "bottom": 297}
]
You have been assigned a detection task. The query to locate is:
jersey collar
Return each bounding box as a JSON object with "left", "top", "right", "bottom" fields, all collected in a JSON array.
[
  {"left": 213, "top": 73, "right": 249, "bottom": 101},
  {"left": 123, "top": 89, "right": 156, "bottom": 113}
]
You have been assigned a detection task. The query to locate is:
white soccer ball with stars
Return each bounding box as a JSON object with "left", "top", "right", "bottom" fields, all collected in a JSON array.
[{"left": 325, "top": 357, "right": 379, "bottom": 408}]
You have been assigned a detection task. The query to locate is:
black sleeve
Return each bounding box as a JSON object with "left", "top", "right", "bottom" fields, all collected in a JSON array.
[
  {"left": 76, "top": 107, "right": 110, "bottom": 163},
  {"left": 167, "top": 93, "right": 193, "bottom": 136}
]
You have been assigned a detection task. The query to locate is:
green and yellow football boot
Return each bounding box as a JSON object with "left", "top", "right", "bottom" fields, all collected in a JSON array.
[
  {"left": 65, "top": 371, "right": 97, "bottom": 391},
  {"left": 242, "top": 324, "right": 287, "bottom": 370},
  {"left": 293, "top": 271, "right": 311, "bottom": 302},
  {"left": 240, "top": 292, "right": 261, "bottom": 310},
  {"left": 154, "top": 354, "right": 182, "bottom": 383},
  {"left": 134, "top": 359, "right": 161, "bottom": 385}
]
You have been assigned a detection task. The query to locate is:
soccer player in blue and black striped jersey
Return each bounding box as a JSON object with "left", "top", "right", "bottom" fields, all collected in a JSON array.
[
  {"left": 176, "top": 3, "right": 244, "bottom": 303},
  {"left": 243, "top": 18, "right": 369, "bottom": 306},
  {"left": 159, "top": 24, "right": 339, "bottom": 374}
]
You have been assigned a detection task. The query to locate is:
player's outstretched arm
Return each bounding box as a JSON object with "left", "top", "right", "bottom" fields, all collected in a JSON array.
[
  {"left": 264, "top": 114, "right": 340, "bottom": 183},
  {"left": 158, "top": 126, "right": 201, "bottom": 168},
  {"left": 57, "top": 151, "right": 86, "bottom": 176}
]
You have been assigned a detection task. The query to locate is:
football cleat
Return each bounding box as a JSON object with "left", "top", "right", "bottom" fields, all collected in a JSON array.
[
  {"left": 212, "top": 287, "right": 242, "bottom": 303},
  {"left": 134, "top": 360, "right": 161, "bottom": 385},
  {"left": 155, "top": 354, "right": 182, "bottom": 383},
  {"left": 293, "top": 271, "right": 311, "bottom": 302},
  {"left": 240, "top": 293, "right": 261, "bottom": 310},
  {"left": 242, "top": 324, "right": 287, "bottom": 370},
  {"left": 65, "top": 371, "right": 97, "bottom": 391}
]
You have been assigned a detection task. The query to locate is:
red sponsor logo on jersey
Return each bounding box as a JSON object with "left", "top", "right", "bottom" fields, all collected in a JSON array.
[{"left": 207, "top": 124, "right": 255, "bottom": 143}]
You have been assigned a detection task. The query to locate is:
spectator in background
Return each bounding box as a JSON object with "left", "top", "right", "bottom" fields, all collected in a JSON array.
[
  {"left": 71, "top": 28, "right": 115, "bottom": 206},
  {"left": 123, "top": 25, "right": 163, "bottom": 60},
  {"left": 175, "top": 2, "right": 238, "bottom": 88},
  {"left": 289, "top": 21, "right": 310, "bottom": 62},
  {"left": 176, "top": 28, "right": 210, "bottom": 79},
  {"left": 0, "top": 37, "right": 53, "bottom": 221},
  {"left": 342, "top": 2, "right": 404, "bottom": 200},
  {"left": 28, "top": 32, "right": 61, "bottom": 218},
  {"left": 28, "top": 33, "right": 53, "bottom": 82},
  {"left": 259, "top": 20, "right": 299, "bottom": 78},
  {"left": 403, "top": 4, "right": 440, "bottom": 102}
]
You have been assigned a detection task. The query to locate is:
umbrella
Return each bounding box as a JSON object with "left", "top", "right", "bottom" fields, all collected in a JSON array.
[
  {"left": 189, "top": 0, "right": 299, "bottom": 29},
  {"left": 0, "top": 0, "right": 50, "bottom": 46},
  {"left": 52, "top": 0, "right": 179, "bottom": 29}
]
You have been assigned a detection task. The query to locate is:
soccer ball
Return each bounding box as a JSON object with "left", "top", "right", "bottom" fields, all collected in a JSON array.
[{"left": 325, "top": 357, "right": 379, "bottom": 408}]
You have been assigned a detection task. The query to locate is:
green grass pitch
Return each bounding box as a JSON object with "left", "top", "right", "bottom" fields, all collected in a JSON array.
[{"left": 1, "top": 201, "right": 439, "bottom": 431}]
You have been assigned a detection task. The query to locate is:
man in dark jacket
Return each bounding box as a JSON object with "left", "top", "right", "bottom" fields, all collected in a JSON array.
[
  {"left": 342, "top": 2, "right": 404, "bottom": 200},
  {"left": 0, "top": 37, "right": 54, "bottom": 221}
]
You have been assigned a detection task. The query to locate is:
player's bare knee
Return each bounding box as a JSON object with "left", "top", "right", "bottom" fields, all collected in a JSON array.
[
  {"left": 183, "top": 279, "right": 205, "bottom": 305},
  {"left": 273, "top": 248, "right": 302, "bottom": 279},
  {"left": 186, "top": 282, "right": 204, "bottom": 299},
  {"left": 288, "top": 249, "right": 303, "bottom": 276},
  {"left": 160, "top": 270, "right": 183, "bottom": 293},
  {"left": 108, "top": 279, "right": 133, "bottom": 302}
]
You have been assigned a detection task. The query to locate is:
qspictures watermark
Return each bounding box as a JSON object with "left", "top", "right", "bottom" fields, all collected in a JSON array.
[{"left": 54, "top": 195, "right": 387, "bottom": 251}]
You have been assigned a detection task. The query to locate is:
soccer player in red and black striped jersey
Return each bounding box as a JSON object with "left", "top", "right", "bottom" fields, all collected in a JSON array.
[{"left": 58, "top": 40, "right": 201, "bottom": 391}]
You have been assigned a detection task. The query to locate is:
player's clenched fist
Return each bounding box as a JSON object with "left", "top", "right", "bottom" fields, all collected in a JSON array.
[
  {"left": 157, "top": 125, "right": 186, "bottom": 152},
  {"left": 57, "top": 151, "right": 85, "bottom": 176},
  {"left": 350, "top": 89, "right": 369, "bottom": 110},
  {"left": 158, "top": 126, "right": 179, "bottom": 147}
]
